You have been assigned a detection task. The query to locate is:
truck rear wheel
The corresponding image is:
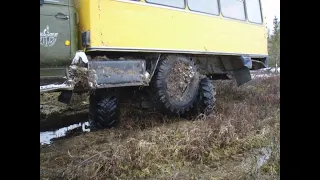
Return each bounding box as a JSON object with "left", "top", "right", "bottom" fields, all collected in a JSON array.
[
  {"left": 198, "top": 77, "right": 216, "bottom": 115},
  {"left": 88, "top": 91, "right": 119, "bottom": 129},
  {"left": 151, "top": 55, "right": 200, "bottom": 115}
]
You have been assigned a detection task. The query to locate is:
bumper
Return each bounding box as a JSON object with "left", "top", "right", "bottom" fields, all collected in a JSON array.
[{"left": 40, "top": 51, "right": 150, "bottom": 93}]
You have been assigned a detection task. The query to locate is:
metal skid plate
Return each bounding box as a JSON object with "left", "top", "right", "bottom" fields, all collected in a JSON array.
[{"left": 88, "top": 60, "right": 147, "bottom": 88}]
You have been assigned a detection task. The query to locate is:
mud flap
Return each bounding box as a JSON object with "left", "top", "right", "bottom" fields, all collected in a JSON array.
[
  {"left": 88, "top": 60, "right": 148, "bottom": 88},
  {"left": 233, "top": 67, "right": 252, "bottom": 87}
]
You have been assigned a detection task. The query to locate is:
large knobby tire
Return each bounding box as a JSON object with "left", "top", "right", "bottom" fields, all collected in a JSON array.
[
  {"left": 198, "top": 77, "right": 216, "bottom": 115},
  {"left": 152, "top": 55, "right": 200, "bottom": 115},
  {"left": 88, "top": 91, "right": 119, "bottom": 129}
]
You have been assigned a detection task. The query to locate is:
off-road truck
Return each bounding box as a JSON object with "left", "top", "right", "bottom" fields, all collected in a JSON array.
[{"left": 40, "top": 0, "right": 268, "bottom": 130}]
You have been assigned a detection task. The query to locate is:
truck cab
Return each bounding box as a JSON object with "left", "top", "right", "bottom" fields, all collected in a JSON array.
[{"left": 40, "top": 0, "right": 78, "bottom": 86}]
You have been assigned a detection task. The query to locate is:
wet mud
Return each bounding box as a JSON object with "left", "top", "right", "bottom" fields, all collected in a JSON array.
[{"left": 40, "top": 92, "right": 89, "bottom": 132}]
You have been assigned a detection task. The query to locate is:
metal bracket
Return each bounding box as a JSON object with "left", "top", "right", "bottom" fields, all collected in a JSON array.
[{"left": 148, "top": 54, "right": 161, "bottom": 82}]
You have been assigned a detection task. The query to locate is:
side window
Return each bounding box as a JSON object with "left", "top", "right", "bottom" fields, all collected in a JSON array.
[
  {"left": 44, "top": 0, "right": 62, "bottom": 3},
  {"left": 188, "top": 0, "right": 219, "bottom": 15},
  {"left": 246, "top": 0, "right": 263, "bottom": 23},
  {"left": 220, "top": 0, "right": 246, "bottom": 20},
  {"left": 146, "top": 0, "right": 185, "bottom": 9}
]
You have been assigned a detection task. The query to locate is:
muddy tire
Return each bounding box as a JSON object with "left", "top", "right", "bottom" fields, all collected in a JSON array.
[
  {"left": 151, "top": 55, "right": 200, "bottom": 115},
  {"left": 88, "top": 91, "right": 119, "bottom": 129},
  {"left": 198, "top": 77, "right": 216, "bottom": 115}
]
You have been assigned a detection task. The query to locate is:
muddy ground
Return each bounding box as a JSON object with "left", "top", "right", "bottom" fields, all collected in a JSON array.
[
  {"left": 40, "top": 74, "right": 280, "bottom": 180},
  {"left": 40, "top": 92, "right": 89, "bottom": 132}
]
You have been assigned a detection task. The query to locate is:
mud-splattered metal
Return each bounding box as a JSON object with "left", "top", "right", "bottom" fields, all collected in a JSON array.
[{"left": 88, "top": 60, "right": 149, "bottom": 88}]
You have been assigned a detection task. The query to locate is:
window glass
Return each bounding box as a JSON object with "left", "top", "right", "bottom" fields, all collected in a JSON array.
[
  {"left": 146, "top": 0, "right": 185, "bottom": 9},
  {"left": 246, "top": 0, "right": 263, "bottom": 23},
  {"left": 188, "top": 0, "right": 219, "bottom": 15},
  {"left": 220, "top": 0, "right": 246, "bottom": 20}
]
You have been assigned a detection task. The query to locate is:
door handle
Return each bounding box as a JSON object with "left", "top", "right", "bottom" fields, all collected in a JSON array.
[{"left": 55, "top": 13, "right": 69, "bottom": 20}]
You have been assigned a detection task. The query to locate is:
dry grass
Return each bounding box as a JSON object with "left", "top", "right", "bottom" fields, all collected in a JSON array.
[{"left": 40, "top": 75, "right": 280, "bottom": 180}]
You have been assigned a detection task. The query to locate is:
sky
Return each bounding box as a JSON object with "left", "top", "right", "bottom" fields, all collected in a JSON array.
[{"left": 261, "top": 0, "right": 280, "bottom": 32}]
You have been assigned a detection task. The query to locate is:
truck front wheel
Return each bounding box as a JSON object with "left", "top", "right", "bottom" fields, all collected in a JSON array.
[
  {"left": 88, "top": 91, "right": 120, "bottom": 129},
  {"left": 151, "top": 55, "right": 200, "bottom": 115}
]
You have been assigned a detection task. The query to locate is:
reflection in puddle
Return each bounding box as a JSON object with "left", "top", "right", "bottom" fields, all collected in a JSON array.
[{"left": 40, "top": 122, "right": 90, "bottom": 145}]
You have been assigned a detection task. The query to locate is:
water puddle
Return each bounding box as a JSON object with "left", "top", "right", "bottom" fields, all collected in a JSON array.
[
  {"left": 257, "top": 147, "right": 272, "bottom": 169},
  {"left": 40, "top": 122, "right": 90, "bottom": 145},
  {"left": 241, "top": 147, "right": 272, "bottom": 167}
]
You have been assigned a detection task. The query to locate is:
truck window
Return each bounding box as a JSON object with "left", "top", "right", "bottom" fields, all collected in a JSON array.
[
  {"left": 188, "top": 0, "right": 219, "bottom": 15},
  {"left": 220, "top": 0, "right": 246, "bottom": 21},
  {"left": 245, "top": 0, "right": 263, "bottom": 24},
  {"left": 146, "top": 0, "right": 185, "bottom": 9},
  {"left": 44, "top": 0, "right": 63, "bottom": 3}
]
